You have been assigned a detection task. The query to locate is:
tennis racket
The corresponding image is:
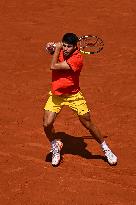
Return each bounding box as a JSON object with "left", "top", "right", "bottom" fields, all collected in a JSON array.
[{"left": 78, "top": 35, "right": 104, "bottom": 54}]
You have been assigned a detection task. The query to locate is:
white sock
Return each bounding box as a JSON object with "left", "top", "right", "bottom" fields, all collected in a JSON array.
[{"left": 101, "top": 141, "right": 109, "bottom": 151}]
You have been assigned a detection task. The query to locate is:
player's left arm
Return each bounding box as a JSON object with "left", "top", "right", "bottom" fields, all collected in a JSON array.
[{"left": 50, "top": 42, "right": 71, "bottom": 70}]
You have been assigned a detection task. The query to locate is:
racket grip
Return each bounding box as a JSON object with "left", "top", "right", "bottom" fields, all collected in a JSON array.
[{"left": 45, "top": 43, "right": 56, "bottom": 54}]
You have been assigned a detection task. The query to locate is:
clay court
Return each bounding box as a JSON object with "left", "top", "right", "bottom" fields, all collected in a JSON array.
[{"left": 0, "top": 0, "right": 136, "bottom": 204}]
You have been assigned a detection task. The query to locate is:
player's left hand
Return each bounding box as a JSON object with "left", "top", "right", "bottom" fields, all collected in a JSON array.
[{"left": 55, "top": 42, "right": 63, "bottom": 50}]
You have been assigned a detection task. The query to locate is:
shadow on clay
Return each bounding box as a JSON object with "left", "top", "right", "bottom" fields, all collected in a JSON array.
[{"left": 45, "top": 132, "right": 107, "bottom": 163}]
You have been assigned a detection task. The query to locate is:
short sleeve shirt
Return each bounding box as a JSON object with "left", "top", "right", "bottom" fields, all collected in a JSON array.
[{"left": 51, "top": 49, "right": 83, "bottom": 95}]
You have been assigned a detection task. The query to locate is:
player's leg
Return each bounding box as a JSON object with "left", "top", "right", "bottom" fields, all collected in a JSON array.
[
  {"left": 68, "top": 92, "right": 104, "bottom": 143},
  {"left": 67, "top": 91, "right": 117, "bottom": 165},
  {"left": 78, "top": 112, "right": 104, "bottom": 144},
  {"left": 43, "top": 92, "right": 63, "bottom": 166},
  {"left": 43, "top": 92, "right": 62, "bottom": 142},
  {"left": 78, "top": 112, "right": 117, "bottom": 165},
  {"left": 43, "top": 110, "right": 63, "bottom": 166},
  {"left": 43, "top": 110, "right": 57, "bottom": 142}
]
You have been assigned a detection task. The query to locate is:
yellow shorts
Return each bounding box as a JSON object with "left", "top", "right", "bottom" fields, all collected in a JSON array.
[{"left": 44, "top": 91, "right": 89, "bottom": 115}]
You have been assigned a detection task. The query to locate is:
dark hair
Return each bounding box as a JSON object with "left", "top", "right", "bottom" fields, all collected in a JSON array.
[{"left": 62, "top": 33, "right": 79, "bottom": 46}]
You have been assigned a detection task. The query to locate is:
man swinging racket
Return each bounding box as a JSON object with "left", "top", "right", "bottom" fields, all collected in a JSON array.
[{"left": 43, "top": 33, "right": 117, "bottom": 166}]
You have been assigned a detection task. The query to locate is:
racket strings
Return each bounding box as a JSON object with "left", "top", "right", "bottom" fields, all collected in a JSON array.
[{"left": 78, "top": 35, "right": 104, "bottom": 54}]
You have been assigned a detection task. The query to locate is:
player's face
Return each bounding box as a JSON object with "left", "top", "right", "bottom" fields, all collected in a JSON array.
[{"left": 62, "top": 42, "right": 76, "bottom": 57}]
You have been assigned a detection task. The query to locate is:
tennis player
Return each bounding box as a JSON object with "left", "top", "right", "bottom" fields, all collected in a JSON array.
[{"left": 43, "top": 33, "right": 117, "bottom": 166}]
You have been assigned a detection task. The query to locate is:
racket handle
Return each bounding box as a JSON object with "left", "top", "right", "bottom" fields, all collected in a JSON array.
[{"left": 45, "top": 42, "right": 56, "bottom": 54}]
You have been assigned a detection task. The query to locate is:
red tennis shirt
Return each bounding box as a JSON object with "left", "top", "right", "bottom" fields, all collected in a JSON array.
[{"left": 51, "top": 49, "right": 83, "bottom": 95}]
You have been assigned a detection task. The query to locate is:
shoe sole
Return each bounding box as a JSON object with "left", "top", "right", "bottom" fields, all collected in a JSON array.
[{"left": 105, "top": 157, "right": 117, "bottom": 166}]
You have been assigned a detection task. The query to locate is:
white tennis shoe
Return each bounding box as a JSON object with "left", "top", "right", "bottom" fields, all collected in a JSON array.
[
  {"left": 103, "top": 149, "right": 117, "bottom": 165},
  {"left": 51, "top": 140, "right": 63, "bottom": 166}
]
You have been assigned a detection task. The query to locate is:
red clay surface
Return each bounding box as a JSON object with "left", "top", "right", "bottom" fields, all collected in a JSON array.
[{"left": 0, "top": 0, "right": 136, "bottom": 204}]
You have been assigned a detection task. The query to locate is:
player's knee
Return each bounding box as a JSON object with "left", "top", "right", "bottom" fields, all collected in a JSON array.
[{"left": 79, "top": 113, "right": 92, "bottom": 130}]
